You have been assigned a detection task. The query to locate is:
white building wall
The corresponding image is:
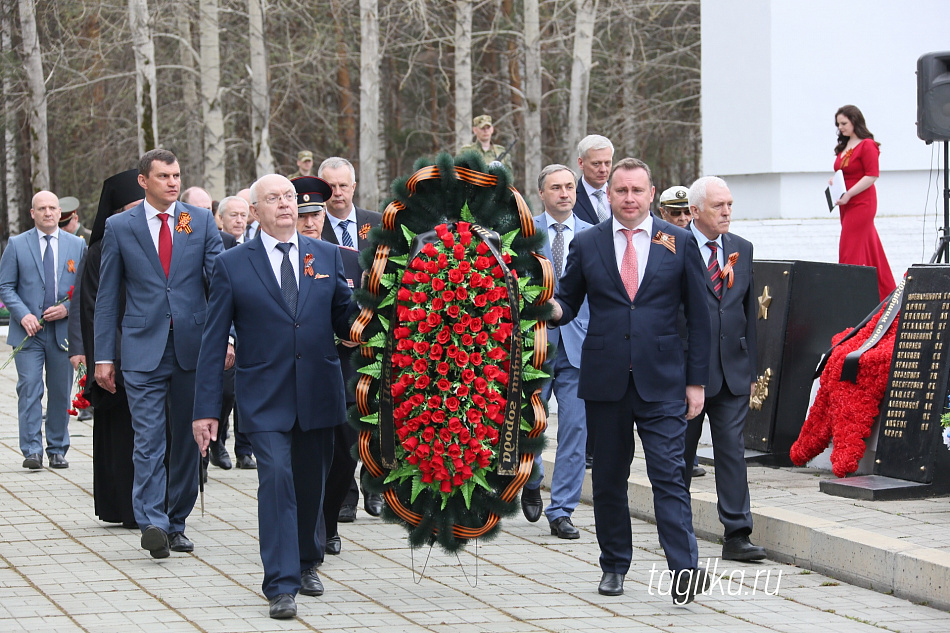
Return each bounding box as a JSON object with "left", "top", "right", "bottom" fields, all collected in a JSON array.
[{"left": 702, "top": 0, "right": 950, "bottom": 220}]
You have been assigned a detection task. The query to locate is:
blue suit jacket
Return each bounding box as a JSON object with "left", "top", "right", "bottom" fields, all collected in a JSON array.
[
  {"left": 94, "top": 201, "right": 223, "bottom": 372},
  {"left": 534, "top": 213, "right": 591, "bottom": 367},
  {"left": 193, "top": 234, "right": 356, "bottom": 433},
  {"left": 572, "top": 179, "right": 602, "bottom": 226},
  {"left": 554, "top": 217, "right": 710, "bottom": 402},
  {"left": 0, "top": 228, "right": 87, "bottom": 349}
]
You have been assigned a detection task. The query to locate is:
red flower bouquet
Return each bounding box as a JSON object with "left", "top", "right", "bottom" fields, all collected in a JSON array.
[{"left": 347, "top": 153, "right": 555, "bottom": 551}]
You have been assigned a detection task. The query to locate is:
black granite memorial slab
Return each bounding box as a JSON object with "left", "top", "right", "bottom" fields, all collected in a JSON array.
[
  {"left": 735, "top": 261, "right": 878, "bottom": 465},
  {"left": 822, "top": 265, "right": 950, "bottom": 500}
]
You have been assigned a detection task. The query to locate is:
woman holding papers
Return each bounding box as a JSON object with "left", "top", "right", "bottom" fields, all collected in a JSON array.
[{"left": 832, "top": 104, "right": 895, "bottom": 300}]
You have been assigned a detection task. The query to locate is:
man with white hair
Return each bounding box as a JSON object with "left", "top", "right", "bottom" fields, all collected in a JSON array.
[
  {"left": 573, "top": 134, "right": 615, "bottom": 226},
  {"left": 682, "top": 176, "right": 765, "bottom": 562},
  {"left": 217, "top": 196, "right": 249, "bottom": 241}
]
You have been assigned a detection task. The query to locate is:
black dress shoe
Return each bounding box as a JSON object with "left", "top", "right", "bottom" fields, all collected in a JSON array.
[
  {"left": 235, "top": 454, "right": 257, "bottom": 469},
  {"left": 549, "top": 516, "right": 580, "bottom": 539},
  {"left": 363, "top": 492, "right": 383, "bottom": 517},
  {"left": 22, "top": 454, "right": 43, "bottom": 470},
  {"left": 521, "top": 486, "right": 543, "bottom": 523},
  {"left": 209, "top": 443, "right": 232, "bottom": 470},
  {"left": 691, "top": 464, "right": 706, "bottom": 477},
  {"left": 48, "top": 454, "right": 68, "bottom": 469},
  {"left": 77, "top": 407, "right": 93, "bottom": 421},
  {"left": 598, "top": 572, "right": 624, "bottom": 596},
  {"left": 268, "top": 593, "right": 296, "bottom": 619},
  {"left": 300, "top": 567, "right": 324, "bottom": 596},
  {"left": 326, "top": 534, "right": 342, "bottom": 555},
  {"left": 338, "top": 504, "right": 357, "bottom": 523},
  {"left": 141, "top": 525, "right": 170, "bottom": 559},
  {"left": 169, "top": 532, "right": 194, "bottom": 552},
  {"left": 672, "top": 568, "right": 709, "bottom": 605},
  {"left": 722, "top": 534, "right": 767, "bottom": 561}
]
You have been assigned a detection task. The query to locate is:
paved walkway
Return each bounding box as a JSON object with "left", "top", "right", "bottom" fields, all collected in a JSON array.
[{"left": 0, "top": 213, "right": 948, "bottom": 632}]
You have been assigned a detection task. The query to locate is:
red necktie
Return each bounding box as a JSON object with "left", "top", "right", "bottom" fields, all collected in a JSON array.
[
  {"left": 620, "top": 228, "right": 642, "bottom": 301},
  {"left": 707, "top": 241, "right": 722, "bottom": 299},
  {"left": 157, "top": 213, "right": 172, "bottom": 277}
]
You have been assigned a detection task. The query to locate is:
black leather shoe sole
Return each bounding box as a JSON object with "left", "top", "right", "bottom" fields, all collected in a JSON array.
[
  {"left": 22, "top": 454, "right": 42, "bottom": 469},
  {"left": 722, "top": 544, "right": 767, "bottom": 561},
  {"left": 598, "top": 572, "right": 624, "bottom": 596},
  {"left": 338, "top": 504, "right": 357, "bottom": 523},
  {"left": 521, "top": 488, "right": 543, "bottom": 523},
  {"left": 300, "top": 569, "right": 324, "bottom": 596},
  {"left": 549, "top": 518, "right": 580, "bottom": 539},
  {"left": 269, "top": 594, "right": 297, "bottom": 619},
  {"left": 48, "top": 454, "right": 68, "bottom": 469},
  {"left": 169, "top": 532, "right": 194, "bottom": 552},
  {"left": 141, "top": 525, "right": 170, "bottom": 559}
]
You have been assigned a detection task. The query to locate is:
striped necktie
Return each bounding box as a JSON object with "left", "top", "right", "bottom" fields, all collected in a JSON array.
[
  {"left": 707, "top": 241, "right": 723, "bottom": 299},
  {"left": 338, "top": 219, "right": 354, "bottom": 247}
]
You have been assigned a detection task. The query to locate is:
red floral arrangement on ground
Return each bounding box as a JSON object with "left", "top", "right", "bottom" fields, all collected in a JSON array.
[
  {"left": 386, "top": 221, "right": 519, "bottom": 507},
  {"left": 790, "top": 304, "right": 897, "bottom": 477}
]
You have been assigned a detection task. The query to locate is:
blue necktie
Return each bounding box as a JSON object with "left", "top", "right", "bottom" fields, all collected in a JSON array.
[
  {"left": 276, "top": 243, "right": 297, "bottom": 317},
  {"left": 338, "top": 219, "right": 354, "bottom": 247},
  {"left": 43, "top": 235, "right": 56, "bottom": 309}
]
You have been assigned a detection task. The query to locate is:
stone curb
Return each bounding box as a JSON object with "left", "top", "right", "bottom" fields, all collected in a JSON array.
[{"left": 540, "top": 454, "right": 950, "bottom": 611}]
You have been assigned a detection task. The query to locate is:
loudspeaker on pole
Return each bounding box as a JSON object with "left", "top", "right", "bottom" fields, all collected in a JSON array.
[{"left": 917, "top": 51, "right": 950, "bottom": 143}]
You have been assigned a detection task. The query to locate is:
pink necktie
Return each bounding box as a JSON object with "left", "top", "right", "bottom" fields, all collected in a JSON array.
[{"left": 620, "top": 228, "right": 642, "bottom": 301}]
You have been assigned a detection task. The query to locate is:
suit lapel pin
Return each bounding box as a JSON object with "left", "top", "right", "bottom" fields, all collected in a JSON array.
[
  {"left": 176, "top": 212, "right": 193, "bottom": 234},
  {"left": 66, "top": 259, "right": 75, "bottom": 273},
  {"left": 359, "top": 223, "right": 371, "bottom": 240},
  {"left": 651, "top": 230, "right": 676, "bottom": 254},
  {"left": 720, "top": 252, "right": 739, "bottom": 289},
  {"left": 303, "top": 253, "right": 315, "bottom": 278}
]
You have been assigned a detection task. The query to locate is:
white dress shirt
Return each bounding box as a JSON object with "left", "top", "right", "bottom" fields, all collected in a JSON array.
[
  {"left": 143, "top": 199, "right": 178, "bottom": 253},
  {"left": 327, "top": 206, "right": 358, "bottom": 245},
  {"left": 38, "top": 229, "right": 60, "bottom": 297},
  {"left": 690, "top": 222, "right": 724, "bottom": 268},
  {"left": 543, "top": 212, "right": 576, "bottom": 278},
  {"left": 612, "top": 214, "right": 653, "bottom": 286},
  {"left": 259, "top": 230, "right": 300, "bottom": 287}
]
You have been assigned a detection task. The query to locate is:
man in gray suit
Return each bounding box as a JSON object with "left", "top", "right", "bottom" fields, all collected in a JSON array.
[
  {"left": 0, "top": 191, "right": 87, "bottom": 469},
  {"left": 94, "top": 149, "right": 223, "bottom": 559},
  {"left": 521, "top": 165, "right": 592, "bottom": 540}
]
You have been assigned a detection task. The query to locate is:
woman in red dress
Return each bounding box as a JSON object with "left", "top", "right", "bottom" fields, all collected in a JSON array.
[{"left": 832, "top": 104, "right": 896, "bottom": 300}]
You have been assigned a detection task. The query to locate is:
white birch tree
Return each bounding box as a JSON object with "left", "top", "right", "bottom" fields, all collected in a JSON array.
[
  {"left": 177, "top": 10, "right": 202, "bottom": 186},
  {"left": 359, "top": 0, "right": 379, "bottom": 210},
  {"left": 2, "top": 0, "right": 19, "bottom": 232},
  {"left": 454, "top": 0, "right": 473, "bottom": 153},
  {"left": 199, "top": 0, "right": 225, "bottom": 199},
  {"left": 248, "top": 0, "right": 274, "bottom": 177},
  {"left": 567, "top": 0, "right": 597, "bottom": 159},
  {"left": 17, "top": 0, "right": 48, "bottom": 191},
  {"left": 128, "top": 0, "right": 158, "bottom": 154},
  {"left": 523, "top": 0, "right": 541, "bottom": 212}
]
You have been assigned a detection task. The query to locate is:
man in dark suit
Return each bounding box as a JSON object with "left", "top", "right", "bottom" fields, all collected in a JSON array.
[
  {"left": 681, "top": 176, "right": 766, "bottom": 562},
  {"left": 317, "top": 156, "right": 382, "bottom": 250},
  {"left": 571, "top": 134, "right": 615, "bottom": 226},
  {"left": 193, "top": 173, "right": 356, "bottom": 620},
  {"left": 95, "top": 150, "right": 223, "bottom": 558},
  {"left": 549, "top": 157, "right": 710, "bottom": 604},
  {"left": 316, "top": 156, "right": 384, "bottom": 519}
]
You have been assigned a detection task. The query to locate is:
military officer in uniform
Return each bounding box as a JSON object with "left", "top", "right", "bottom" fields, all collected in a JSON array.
[{"left": 458, "top": 114, "right": 513, "bottom": 174}]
